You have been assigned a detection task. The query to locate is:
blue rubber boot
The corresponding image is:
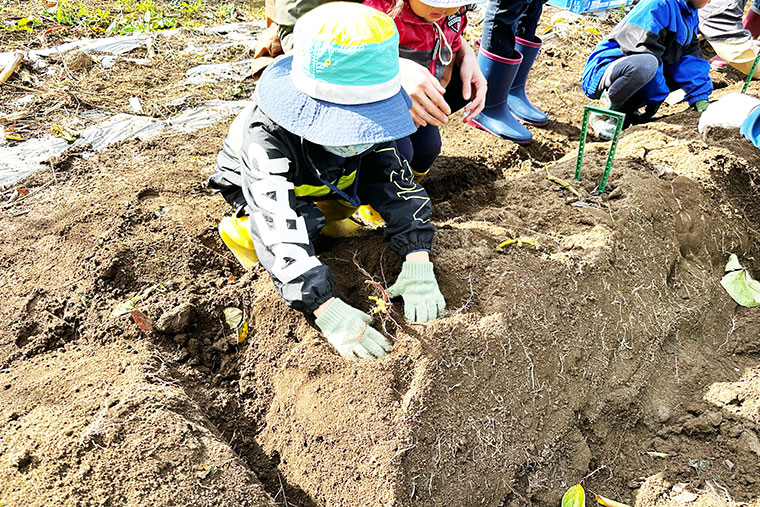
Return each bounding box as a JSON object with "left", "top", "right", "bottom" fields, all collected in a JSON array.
[
  {"left": 509, "top": 36, "right": 548, "bottom": 127},
  {"left": 470, "top": 48, "right": 532, "bottom": 144}
]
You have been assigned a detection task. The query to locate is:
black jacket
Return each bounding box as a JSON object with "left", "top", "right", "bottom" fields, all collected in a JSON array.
[{"left": 208, "top": 102, "right": 434, "bottom": 314}]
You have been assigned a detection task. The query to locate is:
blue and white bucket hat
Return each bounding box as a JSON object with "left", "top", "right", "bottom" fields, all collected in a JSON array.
[{"left": 256, "top": 2, "right": 416, "bottom": 147}]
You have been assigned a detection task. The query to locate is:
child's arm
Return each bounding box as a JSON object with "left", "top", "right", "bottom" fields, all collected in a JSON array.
[
  {"left": 357, "top": 145, "right": 434, "bottom": 258},
  {"left": 667, "top": 38, "right": 713, "bottom": 107},
  {"left": 399, "top": 58, "right": 451, "bottom": 126},
  {"left": 356, "top": 145, "right": 446, "bottom": 323},
  {"left": 454, "top": 39, "right": 486, "bottom": 123},
  {"left": 607, "top": 4, "right": 670, "bottom": 62},
  {"left": 236, "top": 134, "right": 331, "bottom": 315}
]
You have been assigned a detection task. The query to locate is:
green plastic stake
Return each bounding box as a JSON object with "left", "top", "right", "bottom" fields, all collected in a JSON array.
[
  {"left": 574, "top": 105, "right": 625, "bottom": 194},
  {"left": 742, "top": 51, "right": 760, "bottom": 94}
]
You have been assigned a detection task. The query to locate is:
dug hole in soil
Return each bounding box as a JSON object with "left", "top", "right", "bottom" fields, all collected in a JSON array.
[{"left": 3, "top": 8, "right": 760, "bottom": 507}]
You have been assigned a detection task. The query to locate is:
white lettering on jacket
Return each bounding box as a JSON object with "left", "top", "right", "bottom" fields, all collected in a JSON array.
[{"left": 245, "top": 143, "right": 320, "bottom": 283}]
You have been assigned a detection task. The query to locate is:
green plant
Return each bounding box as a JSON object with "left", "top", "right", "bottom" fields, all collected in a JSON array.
[
  {"left": 49, "top": 0, "right": 113, "bottom": 30},
  {"left": 6, "top": 16, "right": 42, "bottom": 32}
]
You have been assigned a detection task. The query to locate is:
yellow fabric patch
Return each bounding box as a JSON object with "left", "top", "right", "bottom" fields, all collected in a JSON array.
[
  {"left": 294, "top": 171, "right": 357, "bottom": 197},
  {"left": 301, "top": 2, "right": 396, "bottom": 47}
]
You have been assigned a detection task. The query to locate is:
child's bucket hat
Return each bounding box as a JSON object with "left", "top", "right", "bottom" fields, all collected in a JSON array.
[{"left": 256, "top": 2, "right": 416, "bottom": 146}]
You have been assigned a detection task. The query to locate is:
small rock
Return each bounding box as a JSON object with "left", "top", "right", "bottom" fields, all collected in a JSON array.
[
  {"left": 727, "top": 423, "right": 743, "bottom": 438},
  {"left": 683, "top": 412, "right": 721, "bottom": 434},
  {"left": 704, "top": 411, "right": 723, "bottom": 427},
  {"left": 97, "top": 259, "right": 118, "bottom": 281},
  {"left": 155, "top": 303, "right": 195, "bottom": 334},
  {"left": 603, "top": 186, "right": 623, "bottom": 201},
  {"left": 186, "top": 338, "right": 200, "bottom": 357},
  {"left": 172, "top": 333, "right": 188, "bottom": 345},
  {"left": 11, "top": 449, "right": 33, "bottom": 469},
  {"left": 725, "top": 459, "right": 734, "bottom": 471},
  {"left": 656, "top": 405, "right": 671, "bottom": 423},
  {"left": 173, "top": 347, "right": 189, "bottom": 362},
  {"left": 737, "top": 429, "right": 760, "bottom": 455},
  {"left": 671, "top": 483, "right": 698, "bottom": 503},
  {"left": 63, "top": 50, "right": 93, "bottom": 72}
]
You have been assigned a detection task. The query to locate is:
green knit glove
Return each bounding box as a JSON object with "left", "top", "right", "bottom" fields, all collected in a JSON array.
[
  {"left": 694, "top": 99, "right": 709, "bottom": 113},
  {"left": 387, "top": 261, "right": 446, "bottom": 323},
  {"left": 315, "top": 299, "right": 392, "bottom": 359}
]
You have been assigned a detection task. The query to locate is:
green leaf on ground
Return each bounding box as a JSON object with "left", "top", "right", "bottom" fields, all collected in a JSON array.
[{"left": 562, "top": 484, "right": 585, "bottom": 507}]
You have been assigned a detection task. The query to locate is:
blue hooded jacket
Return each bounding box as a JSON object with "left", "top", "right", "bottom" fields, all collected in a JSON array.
[
  {"left": 582, "top": 0, "right": 712, "bottom": 107},
  {"left": 740, "top": 105, "right": 760, "bottom": 149}
]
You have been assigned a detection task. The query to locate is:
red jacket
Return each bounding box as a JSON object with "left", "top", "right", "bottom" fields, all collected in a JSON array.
[{"left": 363, "top": 0, "right": 466, "bottom": 81}]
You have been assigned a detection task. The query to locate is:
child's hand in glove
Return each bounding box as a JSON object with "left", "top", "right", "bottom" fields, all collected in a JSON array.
[
  {"left": 315, "top": 299, "right": 392, "bottom": 359},
  {"left": 387, "top": 261, "right": 446, "bottom": 323},
  {"left": 698, "top": 92, "right": 760, "bottom": 132},
  {"left": 694, "top": 99, "right": 710, "bottom": 113}
]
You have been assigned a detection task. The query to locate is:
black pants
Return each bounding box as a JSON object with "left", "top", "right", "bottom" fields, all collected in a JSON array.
[
  {"left": 396, "top": 69, "right": 469, "bottom": 176},
  {"left": 594, "top": 53, "right": 661, "bottom": 126},
  {"left": 481, "top": 0, "right": 548, "bottom": 55}
]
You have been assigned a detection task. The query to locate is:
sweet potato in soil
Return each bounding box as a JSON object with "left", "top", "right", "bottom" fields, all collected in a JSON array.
[{"left": 2, "top": 13, "right": 760, "bottom": 507}]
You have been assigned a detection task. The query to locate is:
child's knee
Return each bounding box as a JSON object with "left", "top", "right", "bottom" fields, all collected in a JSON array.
[
  {"left": 410, "top": 127, "right": 442, "bottom": 174},
  {"left": 622, "top": 54, "right": 658, "bottom": 81},
  {"left": 413, "top": 140, "right": 442, "bottom": 170},
  {"left": 395, "top": 136, "right": 414, "bottom": 165}
]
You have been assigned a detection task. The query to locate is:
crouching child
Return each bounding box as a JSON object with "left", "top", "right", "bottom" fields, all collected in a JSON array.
[
  {"left": 581, "top": 0, "right": 713, "bottom": 140},
  {"left": 207, "top": 2, "right": 446, "bottom": 360}
]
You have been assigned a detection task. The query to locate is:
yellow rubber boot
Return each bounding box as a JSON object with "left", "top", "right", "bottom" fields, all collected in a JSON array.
[
  {"left": 316, "top": 200, "right": 363, "bottom": 238},
  {"left": 355, "top": 205, "right": 386, "bottom": 229},
  {"left": 321, "top": 219, "right": 363, "bottom": 238},
  {"left": 315, "top": 200, "right": 357, "bottom": 221},
  {"left": 219, "top": 215, "right": 259, "bottom": 269}
]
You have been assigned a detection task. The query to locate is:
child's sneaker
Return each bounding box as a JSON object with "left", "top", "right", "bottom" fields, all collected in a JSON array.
[
  {"left": 599, "top": 90, "right": 613, "bottom": 110},
  {"left": 321, "top": 218, "right": 363, "bottom": 238},
  {"left": 590, "top": 90, "right": 619, "bottom": 140},
  {"left": 589, "top": 113, "right": 618, "bottom": 140}
]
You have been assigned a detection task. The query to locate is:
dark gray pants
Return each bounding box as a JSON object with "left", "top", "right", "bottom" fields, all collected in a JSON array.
[{"left": 595, "top": 53, "right": 659, "bottom": 106}]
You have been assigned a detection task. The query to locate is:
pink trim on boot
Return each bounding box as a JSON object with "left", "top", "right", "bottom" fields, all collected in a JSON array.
[
  {"left": 478, "top": 46, "right": 523, "bottom": 65},
  {"left": 515, "top": 36, "right": 542, "bottom": 49},
  {"left": 709, "top": 55, "right": 728, "bottom": 70}
]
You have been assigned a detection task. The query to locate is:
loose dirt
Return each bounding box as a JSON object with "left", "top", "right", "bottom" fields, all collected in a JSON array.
[{"left": 2, "top": 6, "right": 760, "bottom": 507}]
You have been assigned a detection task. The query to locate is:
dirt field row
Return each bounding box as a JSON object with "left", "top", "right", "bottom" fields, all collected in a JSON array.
[{"left": 2, "top": 2, "right": 760, "bottom": 506}]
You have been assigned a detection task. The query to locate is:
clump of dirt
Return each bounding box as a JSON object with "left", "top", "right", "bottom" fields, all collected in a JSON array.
[{"left": 3, "top": 6, "right": 760, "bottom": 507}]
